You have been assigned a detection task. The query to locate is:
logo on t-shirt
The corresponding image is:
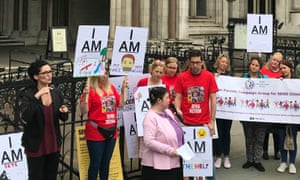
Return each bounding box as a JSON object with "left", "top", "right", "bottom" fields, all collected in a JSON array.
[
  {"left": 188, "top": 86, "right": 204, "bottom": 102},
  {"left": 101, "top": 96, "right": 116, "bottom": 113}
]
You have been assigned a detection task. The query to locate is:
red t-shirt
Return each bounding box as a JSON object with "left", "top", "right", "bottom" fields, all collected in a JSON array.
[
  {"left": 174, "top": 70, "right": 218, "bottom": 125},
  {"left": 84, "top": 85, "right": 120, "bottom": 141},
  {"left": 136, "top": 77, "right": 149, "bottom": 87},
  {"left": 161, "top": 75, "right": 178, "bottom": 103},
  {"left": 136, "top": 77, "right": 168, "bottom": 89},
  {"left": 260, "top": 66, "right": 282, "bottom": 78}
]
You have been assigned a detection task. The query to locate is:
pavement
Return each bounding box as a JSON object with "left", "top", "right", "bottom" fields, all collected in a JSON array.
[
  {"left": 1, "top": 45, "right": 300, "bottom": 180},
  {"left": 215, "top": 121, "right": 300, "bottom": 180}
]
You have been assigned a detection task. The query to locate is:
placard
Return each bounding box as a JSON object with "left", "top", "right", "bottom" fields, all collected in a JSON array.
[
  {"left": 247, "top": 14, "right": 273, "bottom": 52},
  {"left": 0, "top": 132, "right": 28, "bottom": 180},
  {"left": 182, "top": 126, "right": 213, "bottom": 177},
  {"left": 73, "top": 25, "right": 109, "bottom": 77},
  {"left": 110, "top": 26, "right": 148, "bottom": 75}
]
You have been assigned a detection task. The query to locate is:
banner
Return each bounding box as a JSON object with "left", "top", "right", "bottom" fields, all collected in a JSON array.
[
  {"left": 216, "top": 76, "right": 300, "bottom": 123},
  {"left": 73, "top": 25, "right": 109, "bottom": 77},
  {"left": 75, "top": 126, "right": 123, "bottom": 180},
  {"left": 182, "top": 126, "right": 213, "bottom": 177},
  {"left": 0, "top": 132, "right": 28, "bottom": 180},
  {"left": 110, "top": 26, "right": 148, "bottom": 75}
]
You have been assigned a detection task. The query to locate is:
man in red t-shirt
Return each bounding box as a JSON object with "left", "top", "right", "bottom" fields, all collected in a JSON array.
[{"left": 174, "top": 50, "right": 218, "bottom": 134}]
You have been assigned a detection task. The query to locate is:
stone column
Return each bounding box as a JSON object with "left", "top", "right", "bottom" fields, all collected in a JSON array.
[
  {"left": 140, "top": 0, "right": 150, "bottom": 29},
  {"left": 177, "top": 0, "right": 188, "bottom": 40},
  {"left": 109, "top": 0, "right": 121, "bottom": 39},
  {"left": 1, "top": 0, "right": 14, "bottom": 35},
  {"left": 121, "top": 0, "right": 132, "bottom": 26},
  {"left": 132, "top": 0, "right": 140, "bottom": 26},
  {"left": 168, "top": 0, "right": 176, "bottom": 39}
]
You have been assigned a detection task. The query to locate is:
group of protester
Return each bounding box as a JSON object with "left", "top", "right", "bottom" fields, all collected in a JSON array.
[
  {"left": 19, "top": 50, "right": 298, "bottom": 180},
  {"left": 213, "top": 51, "right": 298, "bottom": 175}
]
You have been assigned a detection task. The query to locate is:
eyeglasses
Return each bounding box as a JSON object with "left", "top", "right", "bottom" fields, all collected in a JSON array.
[
  {"left": 190, "top": 61, "right": 202, "bottom": 65},
  {"left": 39, "top": 70, "right": 53, "bottom": 75}
]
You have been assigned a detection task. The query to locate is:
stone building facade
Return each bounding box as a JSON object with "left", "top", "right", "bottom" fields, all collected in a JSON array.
[{"left": 0, "top": 0, "right": 300, "bottom": 47}]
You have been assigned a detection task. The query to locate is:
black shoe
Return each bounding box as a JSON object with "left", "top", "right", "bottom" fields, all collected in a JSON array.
[
  {"left": 253, "top": 163, "right": 265, "bottom": 172},
  {"left": 274, "top": 152, "right": 280, "bottom": 160},
  {"left": 242, "top": 161, "right": 253, "bottom": 169},
  {"left": 263, "top": 152, "right": 269, "bottom": 160}
]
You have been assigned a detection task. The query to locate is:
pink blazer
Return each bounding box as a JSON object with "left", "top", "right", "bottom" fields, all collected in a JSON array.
[{"left": 141, "top": 109, "right": 181, "bottom": 170}]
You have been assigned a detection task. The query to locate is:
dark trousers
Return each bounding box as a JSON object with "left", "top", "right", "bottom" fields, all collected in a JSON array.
[
  {"left": 26, "top": 151, "right": 60, "bottom": 180},
  {"left": 87, "top": 139, "right": 116, "bottom": 180},
  {"left": 242, "top": 122, "right": 266, "bottom": 163},
  {"left": 141, "top": 166, "right": 182, "bottom": 180},
  {"left": 213, "top": 119, "right": 232, "bottom": 157},
  {"left": 278, "top": 126, "right": 298, "bottom": 164},
  {"left": 263, "top": 125, "right": 279, "bottom": 154}
]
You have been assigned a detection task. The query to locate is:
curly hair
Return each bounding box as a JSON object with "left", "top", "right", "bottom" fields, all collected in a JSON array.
[{"left": 27, "top": 59, "right": 49, "bottom": 83}]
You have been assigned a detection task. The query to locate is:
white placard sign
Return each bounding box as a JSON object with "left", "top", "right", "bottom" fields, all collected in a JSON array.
[
  {"left": 134, "top": 86, "right": 151, "bottom": 136},
  {"left": 122, "top": 110, "right": 138, "bottom": 158},
  {"left": 0, "top": 132, "right": 28, "bottom": 180},
  {"left": 73, "top": 25, "right": 109, "bottom": 77},
  {"left": 110, "top": 26, "right": 148, "bottom": 75},
  {"left": 182, "top": 126, "right": 213, "bottom": 177},
  {"left": 247, "top": 14, "right": 273, "bottom": 52},
  {"left": 134, "top": 85, "right": 165, "bottom": 136}
]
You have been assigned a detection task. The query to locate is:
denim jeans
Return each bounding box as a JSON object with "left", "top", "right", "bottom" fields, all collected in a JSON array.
[
  {"left": 278, "top": 126, "right": 297, "bottom": 164},
  {"left": 87, "top": 139, "right": 116, "bottom": 180}
]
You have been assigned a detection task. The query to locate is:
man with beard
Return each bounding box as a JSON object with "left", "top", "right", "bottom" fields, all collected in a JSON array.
[{"left": 174, "top": 50, "right": 218, "bottom": 180}]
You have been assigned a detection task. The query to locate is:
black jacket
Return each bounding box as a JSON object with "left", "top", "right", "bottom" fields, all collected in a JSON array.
[{"left": 20, "top": 86, "right": 68, "bottom": 152}]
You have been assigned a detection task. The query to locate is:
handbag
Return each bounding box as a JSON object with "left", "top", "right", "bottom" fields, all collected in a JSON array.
[
  {"left": 284, "top": 126, "right": 294, "bottom": 150},
  {"left": 89, "top": 120, "right": 116, "bottom": 139}
]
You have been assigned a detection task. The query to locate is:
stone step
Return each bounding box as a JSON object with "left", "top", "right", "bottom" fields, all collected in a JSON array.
[
  {"left": 0, "top": 35, "right": 9, "bottom": 39},
  {"left": 0, "top": 35, "right": 25, "bottom": 46}
]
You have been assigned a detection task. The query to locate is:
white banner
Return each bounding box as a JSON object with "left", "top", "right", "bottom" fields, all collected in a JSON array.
[
  {"left": 0, "top": 132, "right": 28, "bottom": 180},
  {"left": 73, "top": 25, "right": 109, "bottom": 77},
  {"left": 182, "top": 126, "right": 213, "bottom": 177},
  {"left": 247, "top": 14, "right": 273, "bottom": 53},
  {"left": 216, "top": 76, "right": 300, "bottom": 123},
  {"left": 110, "top": 26, "right": 148, "bottom": 75}
]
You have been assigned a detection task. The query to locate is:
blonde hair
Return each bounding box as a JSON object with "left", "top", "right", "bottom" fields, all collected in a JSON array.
[
  {"left": 165, "top": 57, "right": 181, "bottom": 73},
  {"left": 149, "top": 60, "right": 165, "bottom": 73},
  {"left": 271, "top": 51, "right": 283, "bottom": 61},
  {"left": 87, "top": 68, "right": 112, "bottom": 96},
  {"left": 213, "top": 54, "right": 231, "bottom": 72},
  {"left": 264, "top": 51, "right": 283, "bottom": 69},
  {"left": 87, "top": 76, "right": 102, "bottom": 96}
]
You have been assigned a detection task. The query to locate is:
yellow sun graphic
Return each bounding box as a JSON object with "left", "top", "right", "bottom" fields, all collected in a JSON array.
[{"left": 197, "top": 128, "right": 206, "bottom": 138}]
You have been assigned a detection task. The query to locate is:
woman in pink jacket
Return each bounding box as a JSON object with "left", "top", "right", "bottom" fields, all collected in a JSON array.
[{"left": 141, "top": 86, "right": 184, "bottom": 180}]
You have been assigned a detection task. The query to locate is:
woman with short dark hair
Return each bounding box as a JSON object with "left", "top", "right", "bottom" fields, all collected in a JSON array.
[
  {"left": 21, "top": 59, "right": 69, "bottom": 180},
  {"left": 141, "top": 87, "right": 183, "bottom": 180}
]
